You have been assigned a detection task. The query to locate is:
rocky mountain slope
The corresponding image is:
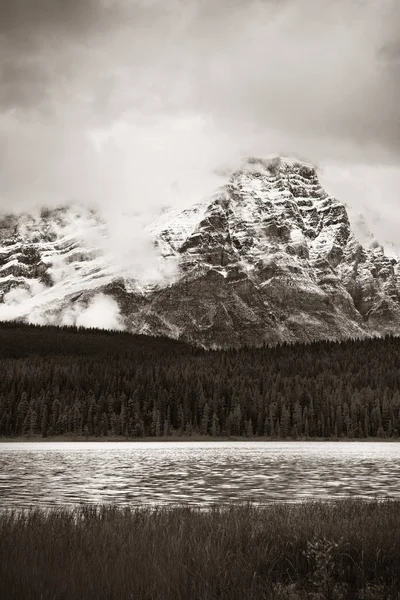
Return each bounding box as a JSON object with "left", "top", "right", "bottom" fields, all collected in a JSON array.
[{"left": 1, "top": 156, "right": 400, "bottom": 347}]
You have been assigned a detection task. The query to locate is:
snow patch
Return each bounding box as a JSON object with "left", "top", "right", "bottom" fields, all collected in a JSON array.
[{"left": 290, "top": 229, "right": 305, "bottom": 244}]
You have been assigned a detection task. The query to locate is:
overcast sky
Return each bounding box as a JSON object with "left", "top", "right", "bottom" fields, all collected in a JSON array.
[{"left": 0, "top": 0, "right": 399, "bottom": 244}]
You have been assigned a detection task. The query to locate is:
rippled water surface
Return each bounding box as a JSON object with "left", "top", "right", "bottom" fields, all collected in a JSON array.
[{"left": 1, "top": 441, "right": 400, "bottom": 509}]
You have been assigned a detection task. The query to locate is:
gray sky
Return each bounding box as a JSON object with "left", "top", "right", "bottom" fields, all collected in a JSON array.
[{"left": 0, "top": 0, "right": 399, "bottom": 245}]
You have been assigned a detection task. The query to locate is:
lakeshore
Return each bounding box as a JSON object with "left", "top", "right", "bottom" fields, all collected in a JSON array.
[{"left": 1, "top": 434, "right": 400, "bottom": 443}]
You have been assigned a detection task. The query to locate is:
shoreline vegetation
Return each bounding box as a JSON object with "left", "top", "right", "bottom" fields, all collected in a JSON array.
[{"left": 1, "top": 500, "right": 400, "bottom": 600}]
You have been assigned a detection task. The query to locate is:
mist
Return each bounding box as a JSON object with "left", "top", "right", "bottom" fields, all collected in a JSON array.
[
  {"left": 0, "top": 0, "right": 399, "bottom": 247},
  {"left": 0, "top": 287, "right": 125, "bottom": 332}
]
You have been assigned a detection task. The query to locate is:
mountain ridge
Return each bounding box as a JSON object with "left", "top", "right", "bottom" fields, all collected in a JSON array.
[{"left": 1, "top": 156, "right": 400, "bottom": 347}]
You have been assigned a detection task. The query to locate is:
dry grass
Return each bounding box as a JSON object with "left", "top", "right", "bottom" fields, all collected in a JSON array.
[{"left": 1, "top": 500, "right": 400, "bottom": 599}]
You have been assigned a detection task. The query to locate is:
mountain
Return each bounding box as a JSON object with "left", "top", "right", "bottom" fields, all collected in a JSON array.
[{"left": 1, "top": 156, "right": 400, "bottom": 347}]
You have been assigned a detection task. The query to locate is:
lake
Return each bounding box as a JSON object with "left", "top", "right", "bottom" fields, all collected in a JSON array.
[{"left": 0, "top": 441, "right": 399, "bottom": 510}]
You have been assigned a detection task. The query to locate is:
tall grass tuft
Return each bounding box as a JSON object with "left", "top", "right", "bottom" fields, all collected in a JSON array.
[{"left": 1, "top": 500, "right": 400, "bottom": 599}]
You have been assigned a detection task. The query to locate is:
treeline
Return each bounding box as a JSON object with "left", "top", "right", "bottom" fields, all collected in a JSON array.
[{"left": 1, "top": 322, "right": 400, "bottom": 439}]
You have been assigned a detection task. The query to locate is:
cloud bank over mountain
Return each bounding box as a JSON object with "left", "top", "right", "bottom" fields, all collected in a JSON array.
[{"left": 0, "top": 0, "right": 399, "bottom": 249}]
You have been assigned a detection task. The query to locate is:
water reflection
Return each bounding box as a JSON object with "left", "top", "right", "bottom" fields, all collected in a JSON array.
[{"left": 0, "top": 441, "right": 399, "bottom": 510}]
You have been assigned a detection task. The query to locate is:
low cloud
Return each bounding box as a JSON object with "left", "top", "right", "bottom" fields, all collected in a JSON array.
[
  {"left": 60, "top": 294, "right": 125, "bottom": 330},
  {"left": 319, "top": 163, "right": 400, "bottom": 253},
  {"left": 0, "top": 286, "right": 125, "bottom": 331},
  {"left": 0, "top": 283, "right": 46, "bottom": 322},
  {"left": 0, "top": 0, "right": 399, "bottom": 261}
]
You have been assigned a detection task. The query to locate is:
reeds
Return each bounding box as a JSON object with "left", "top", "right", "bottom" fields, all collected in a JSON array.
[{"left": 1, "top": 500, "right": 399, "bottom": 599}]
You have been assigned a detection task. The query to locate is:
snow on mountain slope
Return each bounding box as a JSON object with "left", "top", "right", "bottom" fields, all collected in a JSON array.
[
  {"left": 0, "top": 203, "right": 177, "bottom": 326},
  {"left": 1, "top": 156, "right": 400, "bottom": 346},
  {"left": 0, "top": 206, "right": 118, "bottom": 322}
]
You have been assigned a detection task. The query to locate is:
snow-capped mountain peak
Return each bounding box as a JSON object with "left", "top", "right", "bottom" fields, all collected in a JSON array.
[{"left": 1, "top": 156, "right": 400, "bottom": 346}]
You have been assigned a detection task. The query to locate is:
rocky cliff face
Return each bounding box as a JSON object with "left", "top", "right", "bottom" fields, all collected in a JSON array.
[{"left": 1, "top": 156, "right": 400, "bottom": 346}]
